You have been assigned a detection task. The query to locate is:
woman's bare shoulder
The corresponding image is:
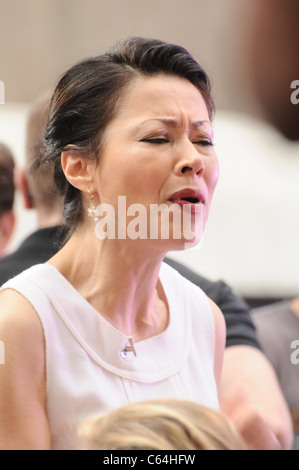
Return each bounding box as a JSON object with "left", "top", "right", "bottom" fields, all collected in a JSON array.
[
  {"left": 0, "top": 288, "right": 45, "bottom": 359},
  {"left": 0, "top": 286, "right": 41, "bottom": 323},
  {"left": 0, "top": 288, "right": 50, "bottom": 449}
]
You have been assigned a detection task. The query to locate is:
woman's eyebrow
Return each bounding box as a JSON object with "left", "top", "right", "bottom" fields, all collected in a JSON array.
[
  {"left": 192, "top": 120, "right": 213, "bottom": 131},
  {"left": 135, "top": 118, "right": 178, "bottom": 129},
  {"left": 135, "top": 118, "right": 212, "bottom": 129}
]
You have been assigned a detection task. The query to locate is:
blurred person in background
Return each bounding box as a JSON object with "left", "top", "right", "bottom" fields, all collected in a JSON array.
[
  {"left": 246, "top": 0, "right": 299, "bottom": 449},
  {"left": 247, "top": 0, "right": 299, "bottom": 141},
  {"left": 78, "top": 398, "right": 246, "bottom": 450},
  {"left": 165, "top": 259, "right": 293, "bottom": 450},
  {"left": 0, "top": 92, "right": 64, "bottom": 285},
  {"left": 0, "top": 142, "right": 15, "bottom": 257},
  {"left": 252, "top": 299, "right": 299, "bottom": 449}
]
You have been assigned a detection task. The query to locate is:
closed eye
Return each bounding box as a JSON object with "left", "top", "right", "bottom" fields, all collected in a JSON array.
[
  {"left": 194, "top": 139, "right": 214, "bottom": 147},
  {"left": 140, "top": 138, "right": 169, "bottom": 144}
]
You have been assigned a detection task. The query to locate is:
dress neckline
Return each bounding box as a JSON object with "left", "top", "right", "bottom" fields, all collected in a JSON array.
[{"left": 28, "top": 262, "right": 191, "bottom": 382}]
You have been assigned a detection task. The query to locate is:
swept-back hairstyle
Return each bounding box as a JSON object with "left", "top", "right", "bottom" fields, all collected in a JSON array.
[{"left": 43, "top": 37, "right": 214, "bottom": 233}]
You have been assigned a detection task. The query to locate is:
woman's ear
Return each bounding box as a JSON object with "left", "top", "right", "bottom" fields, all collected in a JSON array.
[
  {"left": 61, "top": 150, "right": 95, "bottom": 192},
  {"left": 14, "top": 167, "right": 35, "bottom": 209},
  {"left": 0, "top": 210, "right": 15, "bottom": 256}
]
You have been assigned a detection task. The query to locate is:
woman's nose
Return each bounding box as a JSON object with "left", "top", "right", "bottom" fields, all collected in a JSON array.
[{"left": 174, "top": 143, "right": 205, "bottom": 177}]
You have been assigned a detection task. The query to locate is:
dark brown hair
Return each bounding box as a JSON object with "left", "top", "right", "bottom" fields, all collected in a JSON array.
[
  {"left": 0, "top": 143, "right": 15, "bottom": 216},
  {"left": 44, "top": 37, "right": 215, "bottom": 233}
]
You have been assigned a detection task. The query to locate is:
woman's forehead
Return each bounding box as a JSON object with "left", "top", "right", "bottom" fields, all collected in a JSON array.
[{"left": 113, "top": 74, "right": 210, "bottom": 124}]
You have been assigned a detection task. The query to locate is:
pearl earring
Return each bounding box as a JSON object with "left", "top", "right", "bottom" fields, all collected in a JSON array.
[{"left": 87, "top": 190, "right": 99, "bottom": 222}]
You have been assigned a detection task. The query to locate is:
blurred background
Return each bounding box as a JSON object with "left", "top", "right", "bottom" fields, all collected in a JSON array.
[{"left": 0, "top": 0, "right": 298, "bottom": 305}]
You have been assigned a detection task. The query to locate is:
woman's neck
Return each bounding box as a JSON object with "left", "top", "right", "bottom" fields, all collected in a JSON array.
[{"left": 48, "top": 226, "right": 169, "bottom": 341}]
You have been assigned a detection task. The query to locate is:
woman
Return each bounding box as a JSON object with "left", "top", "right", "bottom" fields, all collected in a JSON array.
[{"left": 0, "top": 37, "right": 225, "bottom": 450}]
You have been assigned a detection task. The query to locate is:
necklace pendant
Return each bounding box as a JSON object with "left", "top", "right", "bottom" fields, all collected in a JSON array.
[{"left": 120, "top": 336, "right": 137, "bottom": 359}]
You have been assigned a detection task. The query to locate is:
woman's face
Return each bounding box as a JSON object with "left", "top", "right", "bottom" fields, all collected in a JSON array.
[{"left": 93, "top": 74, "right": 219, "bottom": 249}]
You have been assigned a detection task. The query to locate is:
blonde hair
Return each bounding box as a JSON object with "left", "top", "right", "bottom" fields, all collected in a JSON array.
[{"left": 78, "top": 399, "right": 246, "bottom": 450}]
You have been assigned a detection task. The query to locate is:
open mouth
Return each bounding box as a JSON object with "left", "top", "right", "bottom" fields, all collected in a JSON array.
[
  {"left": 179, "top": 196, "right": 200, "bottom": 204},
  {"left": 169, "top": 188, "right": 205, "bottom": 206}
]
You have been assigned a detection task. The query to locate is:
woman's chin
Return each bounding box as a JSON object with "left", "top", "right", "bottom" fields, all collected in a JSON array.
[{"left": 160, "top": 234, "right": 203, "bottom": 253}]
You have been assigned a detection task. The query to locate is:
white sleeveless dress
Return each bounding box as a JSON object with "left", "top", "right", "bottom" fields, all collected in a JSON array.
[{"left": 1, "top": 262, "right": 218, "bottom": 450}]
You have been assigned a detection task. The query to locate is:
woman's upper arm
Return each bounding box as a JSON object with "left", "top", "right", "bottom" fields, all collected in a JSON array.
[
  {"left": 0, "top": 289, "right": 51, "bottom": 449},
  {"left": 208, "top": 297, "right": 226, "bottom": 391}
]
